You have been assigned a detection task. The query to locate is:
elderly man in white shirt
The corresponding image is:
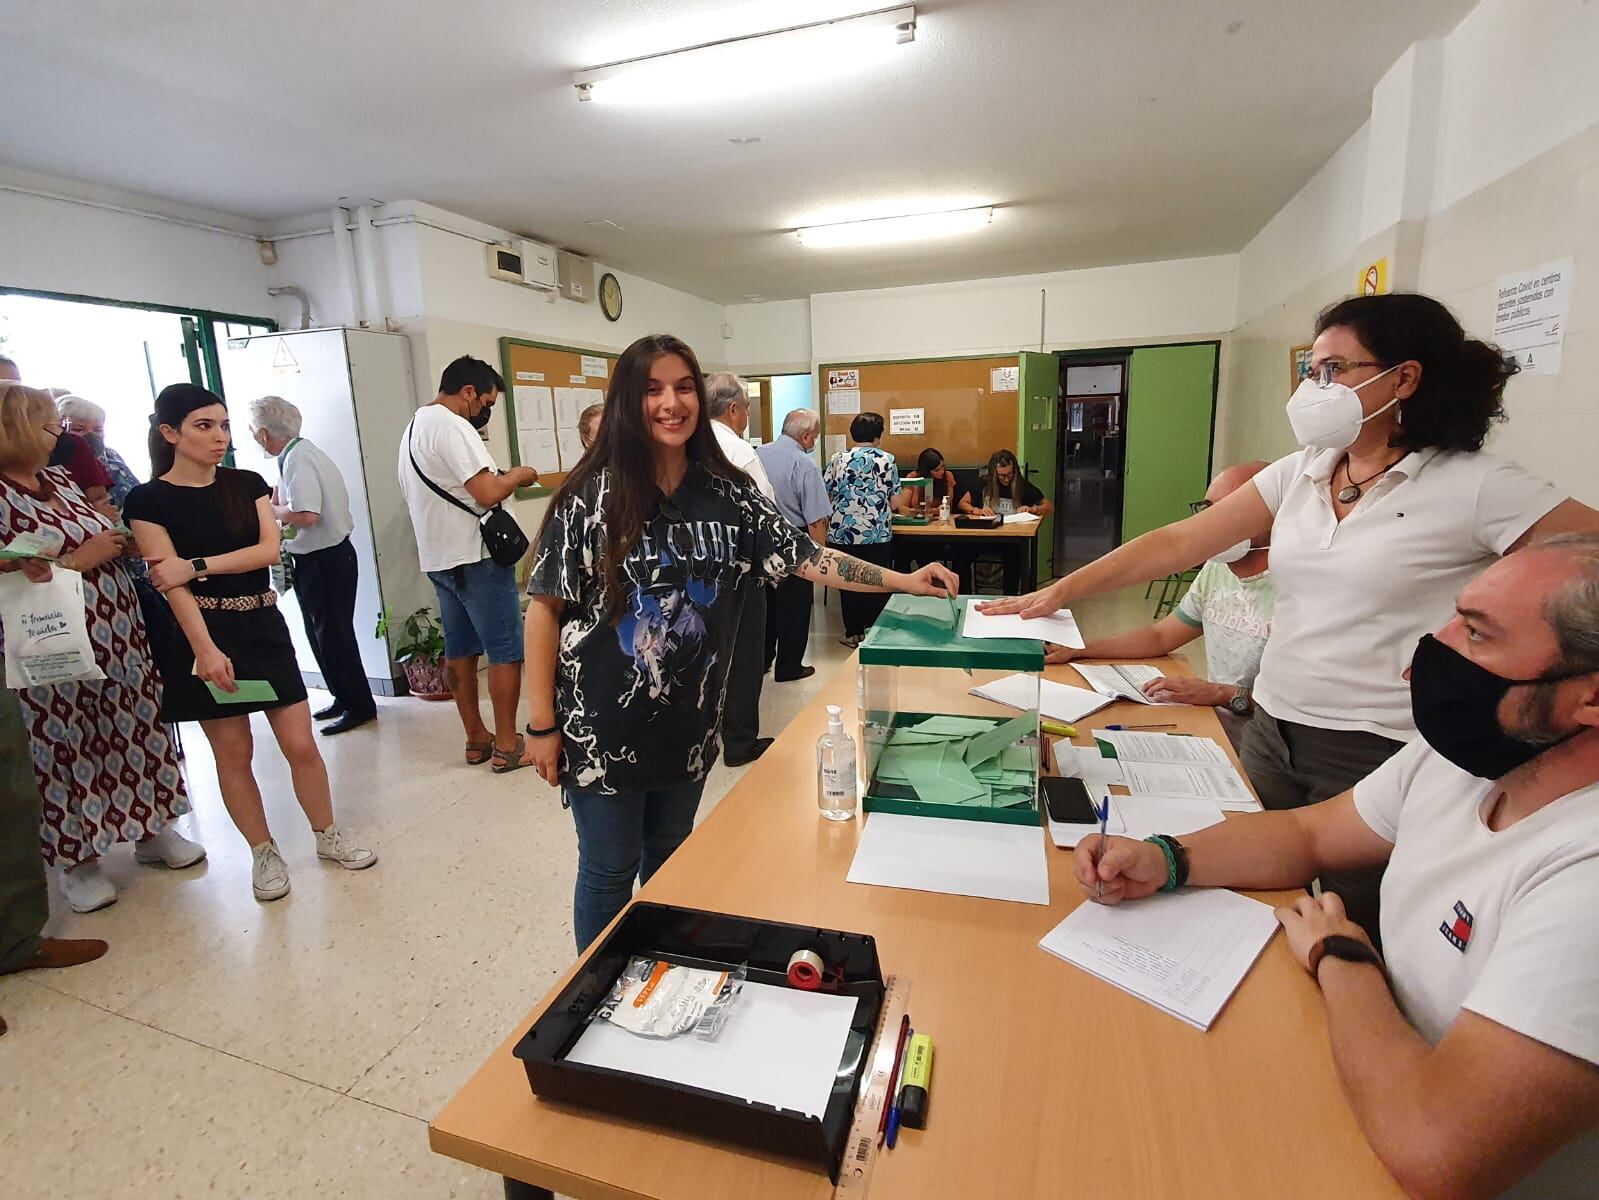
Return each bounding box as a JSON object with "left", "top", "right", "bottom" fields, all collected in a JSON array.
[
  {"left": 1075, "top": 533, "right": 1599, "bottom": 1200},
  {"left": 249, "top": 395, "right": 376, "bottom": 734},
  {"left": 705, "top": 372, "right": 778, "bottom": 767}
]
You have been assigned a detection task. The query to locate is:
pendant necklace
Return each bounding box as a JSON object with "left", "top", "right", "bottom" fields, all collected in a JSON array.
[{"left": 1337, "top": 455, "right": 1400, "bottom": 504}]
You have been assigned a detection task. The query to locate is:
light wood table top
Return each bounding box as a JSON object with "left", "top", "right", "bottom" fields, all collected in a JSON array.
[
  {"left": 430, "top": 658, "right": 1402, "bottom": 1200},
  {"left": 891, "top": 517, "right": 1041, "bottom": 540}
]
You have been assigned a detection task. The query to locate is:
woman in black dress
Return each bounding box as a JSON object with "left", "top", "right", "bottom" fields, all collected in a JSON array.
[{"left": 124, "top": 385, "right": 376, "bottom": 902}]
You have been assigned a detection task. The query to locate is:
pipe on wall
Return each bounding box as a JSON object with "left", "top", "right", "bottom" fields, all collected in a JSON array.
[
  {"left": 330, "top": 205, "right": 365, "bottom": 328},
  {"left": 266, "top": 285, "right": 312, "bottom": 330}
]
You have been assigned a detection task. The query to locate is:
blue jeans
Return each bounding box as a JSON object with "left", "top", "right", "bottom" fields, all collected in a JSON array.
[
  {"left": 566, "top": 780, "right": 707, "bottom": 951},
  {"left": 426, "top": 559, "right": 524, "bottom": 664}
]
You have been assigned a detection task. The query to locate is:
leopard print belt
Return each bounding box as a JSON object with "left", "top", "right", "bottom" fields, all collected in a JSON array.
[{"left": 192, "top": 591, "right": 279, "bottom": 612}]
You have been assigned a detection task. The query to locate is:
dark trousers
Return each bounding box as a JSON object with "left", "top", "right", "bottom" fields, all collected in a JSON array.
[
  {"left": 830, "top": 541, "right": 895, "bottom": 637},
  {"left": 721, "top": 579, "right": 767, "bottom": 760},
  {"left": 0, "top": 689, "right": 48, "bottom": 973},
  {"left": 1240, "top": 706, "right": 1406, "bottom": 947},
  {"left": 764, "top": 575, "right": 814, "bottom": 679},
  {"left": 291, "top": 538, "right": 376, "bottom": 719}
]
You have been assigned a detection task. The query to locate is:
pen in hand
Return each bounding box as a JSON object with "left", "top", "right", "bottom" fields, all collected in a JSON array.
[{"left": 1093, "top": 796, "right": 1110, "bottom": 900}]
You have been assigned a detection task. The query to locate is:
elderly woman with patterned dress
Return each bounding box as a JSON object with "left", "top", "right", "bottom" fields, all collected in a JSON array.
[{"left": 0, "top": 382, "right": 202, "bottom": 913}]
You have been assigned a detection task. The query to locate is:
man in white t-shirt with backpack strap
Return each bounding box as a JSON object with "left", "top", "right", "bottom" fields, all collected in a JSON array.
[
  {"left": 1076, "top": 534, "right": 1599, "bottom": 1198},
  {"left": 398, "top": 356, "right": 538, "bottom": 773}
]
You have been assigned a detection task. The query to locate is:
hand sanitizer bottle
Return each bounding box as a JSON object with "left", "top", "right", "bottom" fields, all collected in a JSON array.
[
  {"left": 817, "top": 705, "right": 858, "bottom": 822},
  {"left": 939, "top": 493, "right": 951, "bottom": 523}
]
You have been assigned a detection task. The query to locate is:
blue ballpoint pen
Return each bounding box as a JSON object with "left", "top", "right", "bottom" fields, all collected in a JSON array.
[{"left": 1093, "top": 795, "right": 1110, "bottom": 899}]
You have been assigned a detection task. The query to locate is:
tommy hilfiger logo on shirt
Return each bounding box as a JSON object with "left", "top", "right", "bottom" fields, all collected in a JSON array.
[{"left": 1440, "top": 900, "right": 1475, "bottom": 952}]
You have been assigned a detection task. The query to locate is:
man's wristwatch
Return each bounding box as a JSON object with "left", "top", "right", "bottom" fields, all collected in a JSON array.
[
  {"left": 1307, "top": 934, "right": 1385, "bottom": 984},
  {"left": 189, "top": 557, "right": 209, "bottom": 580},
  {"left": 1227, "top": 685, "right": 1253, "bottom": 716}
]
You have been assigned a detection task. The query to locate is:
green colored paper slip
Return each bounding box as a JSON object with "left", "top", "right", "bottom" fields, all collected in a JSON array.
[
  {"left": 0, "top": 529, "right": 66, "bottom": 560},
  {"left": 205, "top": 679, "right": 279, "bottom": 704},
  {"left": 961, "top": 710, "right": 1038, "bottom": 769}
]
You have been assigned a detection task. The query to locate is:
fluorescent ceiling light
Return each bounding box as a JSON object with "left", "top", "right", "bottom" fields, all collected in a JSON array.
[
  {"left": 796, "top": 206, "right": 994, "bottom": 248},
  {"left": 574, "top": 5, "right": 915, "bottom": 105}
]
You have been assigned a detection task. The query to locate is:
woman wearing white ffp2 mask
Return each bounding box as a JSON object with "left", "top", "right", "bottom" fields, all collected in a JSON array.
[{"left": 977, "top": 293, "right": 1599, "bottom": 942}]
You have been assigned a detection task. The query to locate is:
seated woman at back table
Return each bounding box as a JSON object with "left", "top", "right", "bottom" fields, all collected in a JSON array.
[
  {"left": 893, "top": 447, "right": 969, "bottom": 516},
  {"left": 961, "top": 448, "right": 1053, "bottom": 517}
]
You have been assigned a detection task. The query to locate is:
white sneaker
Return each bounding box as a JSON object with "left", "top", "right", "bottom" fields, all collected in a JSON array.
[
  {"left": 134, "top": 825, "right": 208, "bottom": 869},
  {"left": 314, "top": 824, "right": 377, "bottom": 871},
  {"left": 60, "top": 861, "right": 118, "bottom": 913},
  {"left": 251, "top": 840, "right": 291, "bottom": 901}
]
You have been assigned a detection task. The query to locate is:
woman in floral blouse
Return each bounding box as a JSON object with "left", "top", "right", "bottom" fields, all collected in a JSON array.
[{"left": 823, "top": 412, "right": 900, "bottom": 646}]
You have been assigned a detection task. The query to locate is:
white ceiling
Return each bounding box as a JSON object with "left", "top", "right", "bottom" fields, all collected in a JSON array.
[{"left": 1, "top": 0, "right": 1476, "bottom": 304}]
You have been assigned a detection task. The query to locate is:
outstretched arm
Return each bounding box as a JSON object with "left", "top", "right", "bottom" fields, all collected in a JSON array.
[{"left": 795, "top": 546, "right": 958, "bottom": 597}]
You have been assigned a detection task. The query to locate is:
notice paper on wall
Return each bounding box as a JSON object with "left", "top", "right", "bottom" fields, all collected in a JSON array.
[
  {"left": 827, "top": 369, "right": 859, "bottom": 390},
  {"left": 514, "top": 371, "right": 544, "bottom": 383},
  {"left": 518, "top": 430, "right": 560, "bottom": 476},
  {"left": 826, "top": 388, "right": 861, "bottom": 415},
  {"left": 513, "top": 385, "right": 554, "bottom": 431},
  {"left": 1039, "top": 887, "right": 1279, "bottom": 1029},
  {"left": 847, "top": 812, "right": 1049, "bottom": 905},
  {"left": 555, "top": 386, "right": 603, "bottom": 428},
  {"left": 962, "top": 603, "right": 1085, "bottom": 649},
  {"left": 991, "top": 365, "right": 1019, "bottom": 392},
  {"left": 889, "top": 407, "right": 925, "bottom": 435},
  {"left": 825, "top": 434, "right": 847, "bottom": 459},
  {"left": 556, "top": 429, "right": 587, "bottom": 471},
  {"left": 565, "top": 980, "right": 858, "bottom": 1119},
  {"left": 1493, "top": 256, "right": 1575, "bottom": 376},
  {"left": 579, "top": 355, "right": 610, "bottom": 379}
]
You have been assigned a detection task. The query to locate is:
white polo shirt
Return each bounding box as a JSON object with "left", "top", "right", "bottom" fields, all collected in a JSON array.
[
  {"left": 1251, "top": 447, "right": 1562, "bottom": 740},
  {"left": 711, "top": 419, "right": 775, "bottom": 501},
  {"left": 1355, "top": 739, "right": 1599, "bottom": 1198},
  {"left": 278, "top": 438, "right": 353, "bottom": 556}
]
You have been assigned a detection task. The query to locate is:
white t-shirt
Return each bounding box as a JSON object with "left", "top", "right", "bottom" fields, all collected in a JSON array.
[
  {"left": 711, "top": 419, "right": 775, "bottom": 500},
  {"left": 397, "top": 405, "right": 497, "bottom": 573},
  {"left": 279, "top": 438, "right": 353, "bottom": 556},
  {"left": 1251, "top": 447, "right": 1562, "bottom": 740},
  {"left": 1355, "top": 739, "right": 1599, "bottom": 1198}
]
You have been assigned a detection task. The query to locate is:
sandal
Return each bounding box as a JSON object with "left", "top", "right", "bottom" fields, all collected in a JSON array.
[
  {"left": 464, "top": 739, "right": 493, "bottom": 766},
  {"left": 491, "top": 734, "right": 534, "bottom": 774}
]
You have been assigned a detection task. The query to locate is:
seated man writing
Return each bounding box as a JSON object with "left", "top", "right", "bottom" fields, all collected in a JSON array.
[
  {"left": 1050, "top": 462, "right": 1272, "bottom": 745},
  {"left": 1076, "top": 533, "right": 1599, "bottom": 1199}
]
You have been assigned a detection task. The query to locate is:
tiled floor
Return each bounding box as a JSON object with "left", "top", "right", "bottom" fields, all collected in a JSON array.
[{"left": 0, "top": 583, "right": 1194, "bottom": 1198}]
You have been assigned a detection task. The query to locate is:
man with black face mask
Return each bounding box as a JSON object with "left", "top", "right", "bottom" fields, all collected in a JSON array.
[
  {"left": 398, "top": 356, "right": 539, "bottom": 771},
  {"left": 1072, "top": 533, "right": 1599, "bottom": 1200}
]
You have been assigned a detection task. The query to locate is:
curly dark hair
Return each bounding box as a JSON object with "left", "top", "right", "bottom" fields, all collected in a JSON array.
[{"left": 1314, "top": 293, "right": 1517, "bottom": 453}]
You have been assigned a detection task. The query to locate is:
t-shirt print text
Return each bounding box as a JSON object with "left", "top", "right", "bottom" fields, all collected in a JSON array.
[{"left": 1439, "top": 899, "right": 1474, "bottom": 952}]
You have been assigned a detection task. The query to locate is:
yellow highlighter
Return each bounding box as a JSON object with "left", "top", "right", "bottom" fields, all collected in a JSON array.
[
  {"left": 1040, "top": 720, "right": 1077, "bottom": 738},
  {"left": 898, "top": 1033, "right": 934, "bottom": 1129}
]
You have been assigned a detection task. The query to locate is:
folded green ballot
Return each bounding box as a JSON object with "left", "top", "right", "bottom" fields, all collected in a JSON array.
[{"left": 205, "top": 679, "right": 279, "bottom": 704}]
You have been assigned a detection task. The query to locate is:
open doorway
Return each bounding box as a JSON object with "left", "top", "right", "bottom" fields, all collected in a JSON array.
[
  {"left": 0, "top": 289, "right": 274, "bottom": 479},
  {"left": 1054, "top": 355, "right": 1129, "bottom": 571}
]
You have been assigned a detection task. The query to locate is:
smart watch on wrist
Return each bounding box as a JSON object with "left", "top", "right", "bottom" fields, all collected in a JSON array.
[
  {"left": 190, "top": 557, "right": 208, "bottom": 580},
  {"left": 1307, "top": 934, "right": 1386, "bottom": 984},
  {"left": 1227, "top": 685, "right": 1253, "bottom": 716}
]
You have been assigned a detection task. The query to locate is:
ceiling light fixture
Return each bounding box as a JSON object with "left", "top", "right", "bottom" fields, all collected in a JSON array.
[
  {"left": 574, "top": 5, "right": 915, "bottom": 104},
  {"left": 795, "top": 206, "right": 993, "bottom": 249}
]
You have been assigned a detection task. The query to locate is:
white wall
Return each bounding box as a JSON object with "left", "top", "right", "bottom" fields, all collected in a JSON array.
[
  {"left": 0, "top": 169, "right": 272, "bottom": 317},
  {"left": 809, "top": 255, "right": 1239, "bottom": 363},
  {"left": 724, "top": 299, "right": 812, "bottom": 373}
]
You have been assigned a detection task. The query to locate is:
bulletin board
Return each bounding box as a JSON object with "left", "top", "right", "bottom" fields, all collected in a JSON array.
[
  {"left": 816, "top": 355, "right": 1021, "bottom": 470},
  {"left": 497, "top": 337, "right": 617, "bottom": 497}
]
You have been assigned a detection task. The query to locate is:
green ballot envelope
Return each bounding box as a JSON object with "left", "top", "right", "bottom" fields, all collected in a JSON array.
[{"left": 205, "top": 679, "right": 279, "bottom": 704}]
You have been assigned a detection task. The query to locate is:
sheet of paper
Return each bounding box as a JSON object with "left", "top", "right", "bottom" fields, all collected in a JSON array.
[
  {"left": 1095, "top": 730, "right": 1230, "bottom": 766},
  {"left": 554, "top": 386, "right": 604, "bottom": 428},
  {"left": 962, "top": 604, "right": 1085, "bottom": 649},
  {"left": 1122, "top": 762, "right": 1255, "bottom": 806},
  {"left": 1054, "top": 743, "right": 1126, "bottom": 785},
  {"left": 1072, "top": 662, "right": 1173, "bottom": 705},
  {"left": 204, "top": 678, "right": 279, "bottom": 704},
  {"left": 579, "top": 355, "right": 610, "bottom": 379},
  {"left": 960, "top": 710, "right": 1037, "bottom": 768},
  {"left": 971, "top": 674, "right": 1112, "bottom": 724},
  {"left": 826, "top": 388, "right": 861, "bottom": 415},
  {"left": 513, "top": 385, "right": 554, "bottom": 431},
  {"left": 518, "top": 430, "right": 561, "bottom": 476},
  {"left": 847, "top": 812, "right": 1050, "bottom": 905},
  {"left": 557, "top": 429, "right": 587, "bottom": 471},
  {"left": 1001, "top": 512, "right": 1041, "bottom": 524},
  {"left": 912, "top": 715, "right": 1002, "bottom": 735},
  {"left": 564, "top": 981, "right": 858, "bottom": 1119},
  {"left": 825, "top": 434, "right": 847, "bottom": 459},
  {"left": 1039, "top": 888, "right": 1279, "bottom": 1029},
  {"left": 1047, "top": 791, "right": 1125, "bottom": 848},
  {"left": 1113, "top": 793, "right": 1227, "bottom": 839},
  {"left": 889, "top": 407, "right": 924, "bottom": 435}
]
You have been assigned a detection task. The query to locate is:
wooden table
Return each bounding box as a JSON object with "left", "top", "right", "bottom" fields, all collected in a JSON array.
[
  {"left": 892, "top": 517, "right": 1042, "bottom": 592},
  {"left": 431, "top": 659, "right": 1402, "bottom": 1200}
]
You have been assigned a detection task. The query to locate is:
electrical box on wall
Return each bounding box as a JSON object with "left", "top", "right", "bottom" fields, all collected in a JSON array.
[
  {"left": 486, "top": 243, "right": 523, "bottom": 284},
  {"left": 557, "top": 251, "right": 595, "bottom": 303},
  {"left": 519, "top": 240, "right": 557, "bottom": 290}
]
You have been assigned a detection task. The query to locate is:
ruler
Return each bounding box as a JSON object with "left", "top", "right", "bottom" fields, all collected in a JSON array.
[{"left": 833, "top": 974, "right": 911, "bottom": 1199}]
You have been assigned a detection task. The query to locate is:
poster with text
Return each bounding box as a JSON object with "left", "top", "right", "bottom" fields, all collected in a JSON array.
[{"left": 1493, "top": 257, "right": 1575, "bottom": 376}]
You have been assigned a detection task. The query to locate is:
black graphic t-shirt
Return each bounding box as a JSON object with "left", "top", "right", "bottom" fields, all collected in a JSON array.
[{"left": 528, "top": 463, "right": 821, "bottom": 794}]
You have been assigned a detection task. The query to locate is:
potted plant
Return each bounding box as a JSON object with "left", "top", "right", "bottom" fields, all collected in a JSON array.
[{"left": 375, "top": 606, "right": 452, "bottom": 701}]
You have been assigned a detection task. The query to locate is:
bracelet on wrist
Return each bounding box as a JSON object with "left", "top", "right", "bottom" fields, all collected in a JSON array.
[
  {"left": 1143, "top": 834, "right": 1190, "bottom": 891},
  {"left": 525, "top": 722, "right": 559, "bottom": 739}
]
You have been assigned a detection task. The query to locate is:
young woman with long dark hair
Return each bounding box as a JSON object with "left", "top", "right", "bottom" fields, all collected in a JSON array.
[
  {"left": 524, "top": 334, "right": 959, "bottom": 950},
  {"left": 123, "top": 385, "right": 376, "bottom": 901}
]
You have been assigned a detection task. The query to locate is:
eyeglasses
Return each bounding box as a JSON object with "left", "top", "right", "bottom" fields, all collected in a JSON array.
[{"left": 1307, "top": 359, "right": 1386, "bottom": 387}]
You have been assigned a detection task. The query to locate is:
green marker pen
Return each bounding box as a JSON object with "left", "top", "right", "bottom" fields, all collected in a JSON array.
[{"left": 898, "top": 1033, "right": 934, "bottom": 1129}]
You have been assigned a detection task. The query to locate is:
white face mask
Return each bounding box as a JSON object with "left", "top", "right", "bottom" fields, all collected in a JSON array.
[
  {"left": 1209, "top": 540, "right": 1252, "bottom": 564},
  {"left": 1284, "top": 364, "right": 1402, "bottom": 450}
]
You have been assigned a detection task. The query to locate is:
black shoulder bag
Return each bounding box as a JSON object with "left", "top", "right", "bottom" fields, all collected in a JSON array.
[{"left": 407, "top": 424, "right": 531, "bottom": 567}]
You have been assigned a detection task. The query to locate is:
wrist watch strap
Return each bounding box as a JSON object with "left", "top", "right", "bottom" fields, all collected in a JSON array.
[{"left": 1308, "top": 934, "right": 1385, "bottom": 983}]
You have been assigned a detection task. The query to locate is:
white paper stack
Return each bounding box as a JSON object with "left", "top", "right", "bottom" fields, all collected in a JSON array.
[
  {"left": 1096, "top": 730, "right": 1261, "bottom": 811},
  {"left": 1039, "top": 889, "right": 1279, "bottom": 1029},
  {"left": 970, "top": 674, "right": 1112, "bottom": 723},
  {"left": 961, "top": 604, "right": 1085, "bottom": 649},
  {"left": 846, "top": 812, "right": 1050, "bottom": 905}
]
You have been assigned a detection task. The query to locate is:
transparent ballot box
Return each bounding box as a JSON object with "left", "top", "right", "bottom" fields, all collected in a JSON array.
[{"left": 856, "top": 595, "right": 1044, "bottom": 826}]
